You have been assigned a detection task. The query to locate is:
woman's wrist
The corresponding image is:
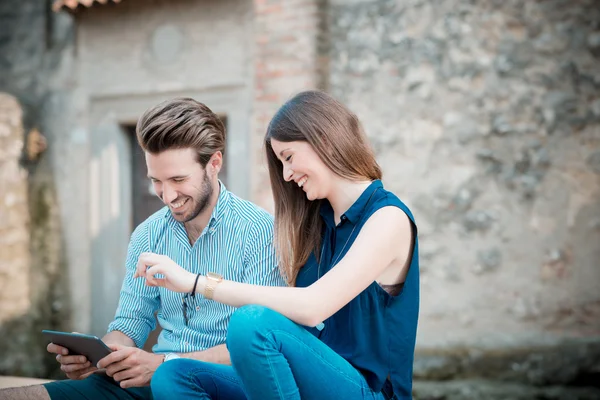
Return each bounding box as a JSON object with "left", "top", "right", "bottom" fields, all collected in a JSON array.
[
  {"left": 190, "top": 273, "right": 201, "bottom": 296},
  {"left": 195, "top": 275, "right": 207, "bottom": 296}
]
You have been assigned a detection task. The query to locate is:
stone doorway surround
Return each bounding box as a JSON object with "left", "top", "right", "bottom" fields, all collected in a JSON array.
[{"left": 86, "top": 86, "right": 250, "bottom": 338}]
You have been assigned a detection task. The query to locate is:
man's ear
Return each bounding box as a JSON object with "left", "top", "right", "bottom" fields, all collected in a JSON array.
[{"left": 208, "top": 151, "right": 223, "bottom": 176}]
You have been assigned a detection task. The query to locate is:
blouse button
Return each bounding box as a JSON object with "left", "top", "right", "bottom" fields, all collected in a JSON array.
[{"left": 196, "top": 305, "right": 200, "bottom": 311}]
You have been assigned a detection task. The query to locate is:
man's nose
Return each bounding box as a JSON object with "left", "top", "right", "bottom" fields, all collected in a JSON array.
[{"left": 162, "top": 184, "right": 178, "bottom": 204}]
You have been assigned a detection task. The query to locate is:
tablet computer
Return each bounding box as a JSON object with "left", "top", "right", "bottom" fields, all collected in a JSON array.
[{"left": 42, "top": 330, "right": 112, "bottom": 365}]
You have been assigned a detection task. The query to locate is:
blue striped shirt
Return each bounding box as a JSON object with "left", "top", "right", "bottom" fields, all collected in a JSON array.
[{"left": 107, "top": 182, "right": 285, "bottom": 353}]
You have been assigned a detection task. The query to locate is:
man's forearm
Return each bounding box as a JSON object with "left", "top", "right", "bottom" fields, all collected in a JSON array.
[
  {"left": 102, "top": 330, "right": 136, "bottom": 347},
  {"left": 180, "top": 344, "right": 230, "bottom": 365},
  {"left": 102, "top": 331, "right": 230, "bottom": 364}
]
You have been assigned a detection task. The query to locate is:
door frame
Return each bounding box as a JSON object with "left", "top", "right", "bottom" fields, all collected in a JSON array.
[{"left": 87, "top": 85, "right": 250, "bottom": 337}]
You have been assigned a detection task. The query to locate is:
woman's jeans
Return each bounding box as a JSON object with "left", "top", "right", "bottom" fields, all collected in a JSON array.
[{"left": 151, "top": 305, "right": 385, "bottom": 400}]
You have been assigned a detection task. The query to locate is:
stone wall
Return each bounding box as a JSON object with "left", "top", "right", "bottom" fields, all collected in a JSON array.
[
  {"left": 329, "top": 0, "right": 599, "bottom": 344},
  {"left": 0, "top": 0, "right": 73, "bottom": 378},
  {"left": 327, "top": 0, "right": 600, "bottom": 391},
  {"left": 2, "top": 0, "right": 598, "bottom": 389},
  {"left": 0, "top": 95, "right": 30, "bottom": 328}
]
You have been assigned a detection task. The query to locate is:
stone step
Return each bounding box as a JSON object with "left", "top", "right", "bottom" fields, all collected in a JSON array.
[
  {"left": 414, "top": 338, "right": 600, "bottom": 386},
  {"left": 413, "top": 379, "right": 600, "bottom": 400}
]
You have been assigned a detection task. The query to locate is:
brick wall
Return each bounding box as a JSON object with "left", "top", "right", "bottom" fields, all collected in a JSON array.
[{"left": 251, "top": 0, "right": 325, "bottom": 210}]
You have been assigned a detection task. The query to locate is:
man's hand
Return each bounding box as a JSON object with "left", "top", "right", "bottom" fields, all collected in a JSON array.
[
  {"left": 47, "top": 343, "right": 97, "bottom": 380},
  {"left": 134, "top": 253, "right": 198, "bottom": 293},
  {"left": 97, "top": 344, "right": 164, "bottom": 388}
]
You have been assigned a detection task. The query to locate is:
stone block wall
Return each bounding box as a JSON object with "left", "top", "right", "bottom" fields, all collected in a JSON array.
[
  {"left": 0, "top": 0, "right": 73, "bottom": 378},
  {"left": 0, "top": 93, "right": 68, "bottom": 378},
  {"left": 250, "top": 0, "right": 600, "bottom": 354},
  {"left": 328, "top": 0, "right": 600, "bottom": 347},
  {"left": 0, "top": 95, "right": 30, "bottom": 327},
  {"left": 249, "top": 0, "right": 600, "bottom": 391},
  {"left": 0, "top": 0, "right": 598, "bottom": 389}
]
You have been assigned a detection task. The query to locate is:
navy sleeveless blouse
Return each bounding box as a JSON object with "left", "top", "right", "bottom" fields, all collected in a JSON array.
[{"left": 295, "top": 180, "right": 419, "bottom": 399}]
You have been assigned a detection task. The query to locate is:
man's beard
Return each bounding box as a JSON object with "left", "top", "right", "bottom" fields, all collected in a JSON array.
[{"left": 172, "top": 173, "right": 214, "bottom": 223}]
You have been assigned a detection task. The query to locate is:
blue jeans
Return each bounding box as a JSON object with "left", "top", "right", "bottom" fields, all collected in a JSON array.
[
  {"left": 151, "top": 359, "right": 245, "bottom": 399},
  {"left": 151, "top": 305, "right": 385, "bottom": 400},
  {"left": 45, "top": 373, "right": 152, "bottom": 400}
]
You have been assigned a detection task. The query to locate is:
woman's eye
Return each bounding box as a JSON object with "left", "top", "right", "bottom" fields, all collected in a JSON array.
[{"left": 285, "top": 155, "right": 292, "bottom": 162}]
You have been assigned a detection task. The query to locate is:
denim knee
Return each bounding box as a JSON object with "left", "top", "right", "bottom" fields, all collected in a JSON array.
[
  {"left": 152, "top": 358, "right": 243, "bottom": 400},
  {"left": 227, "top": 305, "right": 280, "bottom": 353},
  {"left": 151, "top": 358, "right": 184, "bottom": 398}
]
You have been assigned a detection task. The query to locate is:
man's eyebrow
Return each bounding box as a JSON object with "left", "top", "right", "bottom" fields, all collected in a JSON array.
[{"left": 147, "top": 175, "right": 189, "bottom": 180}]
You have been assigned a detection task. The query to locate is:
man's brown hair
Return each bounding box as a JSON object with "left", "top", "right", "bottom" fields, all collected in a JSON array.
[{"left": 136, "top": 97, "right": 225, "bottom": 166}]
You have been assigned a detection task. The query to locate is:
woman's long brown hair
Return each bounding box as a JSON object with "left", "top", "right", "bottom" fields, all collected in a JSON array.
[{"left": 265, "top": 91, "right": 382, "bottom": 286}]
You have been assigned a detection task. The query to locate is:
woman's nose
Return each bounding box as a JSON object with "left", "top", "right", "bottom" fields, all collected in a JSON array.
[{"left": 283, "top": 166, "right": 294, "bottom": 182}]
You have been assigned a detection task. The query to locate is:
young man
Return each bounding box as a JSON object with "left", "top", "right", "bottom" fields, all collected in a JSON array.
[{"left": 1, "top": 98, "right": 284, "bottom": 400}]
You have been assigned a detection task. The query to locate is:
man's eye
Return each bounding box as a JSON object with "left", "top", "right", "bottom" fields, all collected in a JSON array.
[{"left": 173, "top": 179, "right": 184, "bottom": 183}]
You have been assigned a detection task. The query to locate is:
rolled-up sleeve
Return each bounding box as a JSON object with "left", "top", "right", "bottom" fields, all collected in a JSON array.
[
  {"left": 243, "top": 216, "right": 286, "bottom": 287},
  {"left": 107, "top": 222, "right": 160, "bottom": 348}
]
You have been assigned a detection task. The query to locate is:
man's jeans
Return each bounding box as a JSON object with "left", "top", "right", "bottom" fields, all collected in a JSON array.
[{"left": 151, "top": 305, "right": 385, "bottom": 400}]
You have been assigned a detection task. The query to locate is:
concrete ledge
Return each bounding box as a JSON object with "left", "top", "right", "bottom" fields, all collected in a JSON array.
[{"left": 0, "top": 376, "right": 53, "bottom": 389}]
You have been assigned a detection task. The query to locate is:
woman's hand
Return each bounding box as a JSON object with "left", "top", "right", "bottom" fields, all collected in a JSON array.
[{"left": 134, "top": 252, "right": 195, "bottom": 293}]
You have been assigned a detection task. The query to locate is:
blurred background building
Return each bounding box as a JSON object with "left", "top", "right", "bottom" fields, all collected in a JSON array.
[{"left": 0, "top": 0, "right": 599, "bottom": 398}]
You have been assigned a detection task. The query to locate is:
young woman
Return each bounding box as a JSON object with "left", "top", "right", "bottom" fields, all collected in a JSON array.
[{"left": 142, "top": 90, "right": 419, "bottom": 400}]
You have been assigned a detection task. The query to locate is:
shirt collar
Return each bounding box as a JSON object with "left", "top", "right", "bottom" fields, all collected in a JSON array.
[
  {"left": 319, "top": 180, "right": 383, "bottom": 226},
  {"left": 319, "top": 200, "right": 335, "bottom": 228},
  {"left": 210, "top": 180, "right": 229, "bottom": 230}
]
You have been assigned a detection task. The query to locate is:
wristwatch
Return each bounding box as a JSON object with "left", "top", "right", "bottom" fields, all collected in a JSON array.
[
  {"left": 163, "top": 353, "right": 180, "bottom": 362},
  {"left": 204, "top": 272, "right": 223, "bottom": 300}
]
